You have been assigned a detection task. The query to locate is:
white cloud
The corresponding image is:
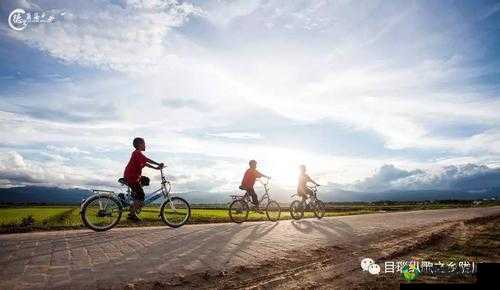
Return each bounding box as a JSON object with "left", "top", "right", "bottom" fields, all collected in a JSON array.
[
  {"left": 351, "top": 163, "right": 500, "bottom": 192},
  {"left": 7, "top": 0, "right": 202, "bottom": 73},
  {"left": 1, "top": 0, "right": 499, "bottom": 192},
  {"left": 207, "top": 132, "right": 262, "bottom": 140}
]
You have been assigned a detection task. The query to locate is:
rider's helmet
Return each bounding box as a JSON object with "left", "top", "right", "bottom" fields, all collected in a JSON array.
[{"left": 299, "top": 164, "right": 306, "bottom": 173}]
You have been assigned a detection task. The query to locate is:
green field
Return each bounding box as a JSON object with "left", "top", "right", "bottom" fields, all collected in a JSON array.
[
  {"left": 0, "top": 206, "right": 368, "bottom": 233},
  {"left": 0, "top": 201, "right": 498, "bottom": 233}
]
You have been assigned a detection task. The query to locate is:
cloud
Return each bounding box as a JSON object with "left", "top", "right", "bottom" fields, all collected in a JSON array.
[
  {"left": 207, "top": 132, "right": 263, "bottom": 140},
  {"left": 161, "top": 97, "right": 209, "bottom": 111},
  {"left": 352, "top": 163, "right": 500, "bottom": 192},
  {"left": 0, "top": 150, "right": 119, "bottom": 188},
  {"left": 0, "top": 0, "right": 499, "bottom": 193},
  {"left": 46, "top": 145, "right": 90, "bottom": 155},
  {"left": 5, "top": 0, "right": 202, "bottom": 73}
]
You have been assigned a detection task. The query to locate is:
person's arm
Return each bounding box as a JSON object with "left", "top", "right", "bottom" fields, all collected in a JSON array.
[
  {"left": 145, "top": 163, "right": 162, "bottom": 170},
  {"left": 145, "top": 157, "right": 161, "bottom": 166},
  {"left": 256, "top": 170, "right": 270, "bottom": 179},
  {"left": 143, "top": 154, "right": 164, "bottom": 169},
  {"left": 307, "top": 175, "right": 319, "bottom": 186}
]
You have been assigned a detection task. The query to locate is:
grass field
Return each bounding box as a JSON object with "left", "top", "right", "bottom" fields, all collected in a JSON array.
[{"left": 0, "top": 201, "right": 498, "bottom": 233}]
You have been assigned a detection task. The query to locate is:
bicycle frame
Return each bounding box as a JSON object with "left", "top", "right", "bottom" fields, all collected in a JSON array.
[
  {"left": 122, "top": 168, "right": 173, "bottom": 206},
  {"left": 231, "top": 179, "right": 272, "bottom": 206},
  {"left": 293, "top": 184, "right": 320, "bottom": 205},
  {"left": 82, "top": 166, "right": 191, "bottom": 231}
]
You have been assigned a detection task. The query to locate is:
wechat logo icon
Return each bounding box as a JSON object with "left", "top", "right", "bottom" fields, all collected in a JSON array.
[{"left": 361, "top": 258, "right": 381, "bottom": 275}]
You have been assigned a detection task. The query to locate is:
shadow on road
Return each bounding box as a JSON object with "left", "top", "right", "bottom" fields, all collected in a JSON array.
[{"left": 291, "top": 217, "right": 354, "bottom": 240}]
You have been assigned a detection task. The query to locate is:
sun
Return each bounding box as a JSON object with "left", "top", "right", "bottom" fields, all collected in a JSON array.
[{"left": 258, "top": 147, "right": 310, "bottom": 189}]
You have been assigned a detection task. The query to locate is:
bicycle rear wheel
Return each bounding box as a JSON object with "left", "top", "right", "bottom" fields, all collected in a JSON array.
[
  {"left": 313, "top": 200, "right": 326, "bottom": 219},
  {"left": 266, "top": 200, "right": 281, "bottom": 222},
  {"left": 229, "top": 199, "right": 249, "bottom": 223},
  {"left": 289, "top": 200, "right": 304, "bottom": 220},
  {"left": 160, "top": 197, "right": 191, "bottom": 228},
  {"left": 81, "top": 194, "right": 122, "bottom": 231}
]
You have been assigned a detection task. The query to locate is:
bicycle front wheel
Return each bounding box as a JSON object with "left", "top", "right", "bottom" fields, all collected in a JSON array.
[
  {"left": 160, "top": 197, "right": 191, "bottom": 228},
  {"left": 313, "top": 200, "right": 326, "bottom": 219},
  {"left": 229, "top": 199, "right": 249, "bottom": 223},
  {"left": 289, "top": 200, "right": 304, "bottom": 220},
  {"left": 81, "top": 195, "right": 123, "bottom": 231},
  {"left": 266, "top": 200, "right": 281, "bottom": 222}
]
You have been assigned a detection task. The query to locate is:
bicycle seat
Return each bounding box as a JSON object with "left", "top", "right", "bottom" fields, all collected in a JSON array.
[
  {"left": 118, "top": 178, "right": 127, "bottom": 185},
  {"left": 239, "top": 186, "right": 246, "bottom": 191}
]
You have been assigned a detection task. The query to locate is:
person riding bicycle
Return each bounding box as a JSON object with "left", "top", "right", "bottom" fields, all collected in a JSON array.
[
  {"left": 123, "top": 137, "right": 164, "bottom": 222},
  {"left": 240, "top": 160, "right": 270, "bottom": 212},
  {"left": 297, "top": 165, "right": 319, "bottom": 202}
]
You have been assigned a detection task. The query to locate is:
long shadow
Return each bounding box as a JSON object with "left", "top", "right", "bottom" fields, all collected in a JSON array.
[
  {"left": 1, "top": 217, "right": 357, "bottom": 289},
  {"left": 81, "top": 221, "right": 262, "bottom": 286},
  {"left": 290, "top": 217, "right": 355, "bottom": 241},
  {"left": 0, "top": 224, "right": 221, "bottom": 264}
]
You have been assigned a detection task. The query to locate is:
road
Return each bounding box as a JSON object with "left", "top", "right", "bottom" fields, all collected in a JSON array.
[{"left": 1, "top": 206, "right": 499, "bottom": 290}]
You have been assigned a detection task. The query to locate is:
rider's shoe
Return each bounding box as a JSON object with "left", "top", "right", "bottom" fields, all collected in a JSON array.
[{"left": 127, "top": 213, "right": 141, "bottom": 222}]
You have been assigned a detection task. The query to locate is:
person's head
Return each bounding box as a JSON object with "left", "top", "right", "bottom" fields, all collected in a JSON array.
[
  {"left": 133, "top": 137, "right": 146, "bottom": 151},
  {"left": 299, "top": 164, "right": 306, "bottom": 174},
  {"left": 249, "top": 159, "right": 257, "bottom": 169}
]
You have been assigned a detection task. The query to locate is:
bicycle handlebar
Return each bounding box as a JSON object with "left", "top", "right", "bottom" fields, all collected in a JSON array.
[{"left": 259, "top": 176, "right": 271, "bottom": 185}]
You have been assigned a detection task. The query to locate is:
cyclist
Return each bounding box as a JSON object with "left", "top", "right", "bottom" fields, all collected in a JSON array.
[
  {"left": 123, "top": 137, "right": 164, "bottom": 221},
  {"left": 297, "top": 165, "right": 319, "bottom": 202},
  {"left": 240, "top": 160, "right": 270, "bottom": 212}
]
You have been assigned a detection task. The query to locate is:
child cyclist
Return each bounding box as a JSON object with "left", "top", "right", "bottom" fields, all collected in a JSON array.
[
  {"left": 240, "top": 160, "right": 270, "bottom": 212},
  {"left": 297, "top": 165, "right": 319, "bottom": 202},
  {"left": 123, "top": 137, "right": 164, "bottom": 221}
]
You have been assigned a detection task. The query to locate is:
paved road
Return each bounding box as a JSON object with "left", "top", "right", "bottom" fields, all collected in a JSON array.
[{"left": 1, "top": 206, "right": 499, "bottom": 290}]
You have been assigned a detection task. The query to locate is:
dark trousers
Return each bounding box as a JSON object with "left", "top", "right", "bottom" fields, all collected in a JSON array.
[
  {"left": 240, "top": 186, "right": 258, "bottom": 206},
  {"left": 247, "top": 187, "right": 258, "bottom": 206},
  {"left": 126, "top": 180, "right": 145, "bottom": 201}
]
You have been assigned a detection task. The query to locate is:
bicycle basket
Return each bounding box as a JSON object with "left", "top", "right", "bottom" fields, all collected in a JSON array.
[{"left": 140, "top": 176, "right": 150, "bottom": 186}]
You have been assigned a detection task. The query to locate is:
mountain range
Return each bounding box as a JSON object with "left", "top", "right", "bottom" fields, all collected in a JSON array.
[{"left": 0, "top": 186, "right": 498, "bottom": 204}]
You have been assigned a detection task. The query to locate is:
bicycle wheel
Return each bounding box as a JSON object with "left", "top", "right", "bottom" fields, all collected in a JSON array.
[
  {"left": 266, "top": 200, "right": 281, "bottom": 222},
  {"left": 160, "top": 197, "right": 191, "bottom": 228},
  {"left": 81, "top": 194, "right": 122, "bottom": 231},
  {"left": 313, "top": 200, "right": 326, "bottom": 219},
  {"left": 229, "top": 199, "right": 249, "bottom": 223},
  {"left": 290, "top": 200, "right": 304, "bottom": 220}
]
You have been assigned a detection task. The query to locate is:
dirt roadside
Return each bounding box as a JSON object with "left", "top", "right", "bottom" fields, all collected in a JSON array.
[{"left": 124, "top": 215, "right": 500, "bottom": 290}]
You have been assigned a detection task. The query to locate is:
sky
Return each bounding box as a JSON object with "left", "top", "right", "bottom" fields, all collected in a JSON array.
[{"left": 0, "top": 0, "right": 500, "bottom": 196}]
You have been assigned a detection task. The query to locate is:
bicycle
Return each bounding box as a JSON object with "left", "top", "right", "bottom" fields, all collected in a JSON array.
[
  {"left": 80, "top": 166, "right": 191, "bottom": 231},
  {"left": 228, "top": 178, "right": 281, "bottom": 223},
  {"left": 289, "top": 184, "right": 325, "bottom": 220}
]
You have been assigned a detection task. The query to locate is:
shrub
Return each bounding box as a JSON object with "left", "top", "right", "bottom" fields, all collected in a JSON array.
[{"left": 20, "top": 215, "right": 35, "bottom": 227}]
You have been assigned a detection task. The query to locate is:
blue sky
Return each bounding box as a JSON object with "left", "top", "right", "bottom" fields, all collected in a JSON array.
[{"left": 0, "top": 0, "right": 500, "bottom": 196}]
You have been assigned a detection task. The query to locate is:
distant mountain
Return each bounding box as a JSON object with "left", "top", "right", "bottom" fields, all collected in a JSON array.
[
  {"left": 175, "top": 191, "right": 232, "bottom": 204},
  {"left": 0, "top": 186, "right": 498, "bottom": 204},
  {"left": 0, "top": 186, "right": 92, "bottom": 204},
  {"left": 320, "top": 188, "right": 500, "bottom": 202},
  {"left": 0, "top": 186, "right": 232, "bottom": 205}
]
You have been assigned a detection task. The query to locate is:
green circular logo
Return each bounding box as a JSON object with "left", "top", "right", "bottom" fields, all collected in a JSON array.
[{"left": 402, "top": 264, "right": 421, "bottom": 281}]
